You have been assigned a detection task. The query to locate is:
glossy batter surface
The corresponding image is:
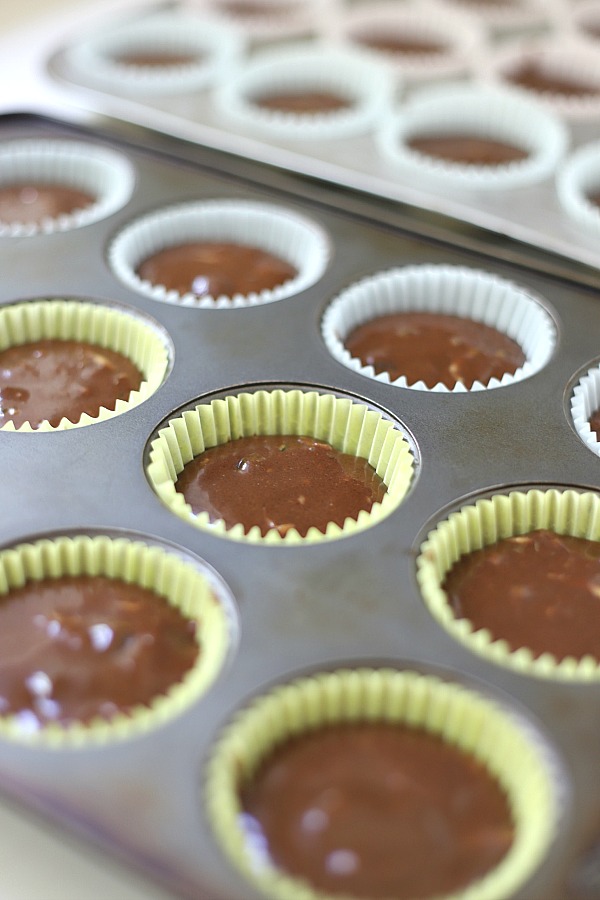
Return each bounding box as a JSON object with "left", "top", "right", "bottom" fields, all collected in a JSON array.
[
  {"left": 0, "top": 575, "right": 198, "bottom": 728},
  {"left": 0, "top": 183, "right": 95, "bottom": 225},
  {"left": 252, "top": 91, "right": 353, "bottom": 113},
  {"left": 407, "top": 134, "right": 528, "bottom": 166},
  {"left": 175, "top": 434, "right": 387, "bottom": 536},
  {"left": 505, "top": 61, "right": 599, "bottom": 97},
  {"left": 443, "top": 529, "right": 600, "bottom": 660},
  {"left": 240, "top": 722, "right": 514, "bottom": 899},
  {"left": 344, "top": 311, "right": 525, "bottom": 388},
  {"left": 0, "top": 339, "right": 143, "bottom": 428},
  {"left": 137, "top": 241, "right": 297, "bottom": 298}
]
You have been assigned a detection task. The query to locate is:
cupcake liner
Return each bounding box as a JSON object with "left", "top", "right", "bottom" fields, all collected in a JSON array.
[
  {"left": 321, "top": 264, "right": 556, "bottom": 392},
  {"left": 63, "top": 10, "right": 246, "bottom": 96},
  {"left": 146, "top": 387, "right": 415, "bottom": 544},
  {"left": 570, "top": 360, "right": 600, "bottom": 456},
  {"left": 323, "top": 0, "right": 485, "bottom": 88},
  {"left": 0, "top": 140, "right": 135, "bottom": 237},
  {"left": 556, "top": 139, "right": 600, "bottom": 237},
  {"left": 570, "top": 0, "right": 600, "bottom": 45},
  {"left": 109, "top": 199, "right": 330, "bottom": 308},
  {"left": 417, "top": 487, "right": 600, "bottom": 680},
  {"left": 194, "top": 0, "right": 320, "bottom": 43},
  {"left": 376, "top": 82, "right": 569, "bottom": 190},
  {"left": 437, "top": 0, "right": 552, "bottom": 36},
  {"left": 0, "top": 533, "right": 233, "bottom": 747},
  {"left": 483, "top": 36, "right": 600, "bottom": 120},
  {"left": 205, "top": 666, "right": 559, "bottom": 900},
  {"left": 212, "top": 42, "right": 394, "bottom": 141},
  {"left": 0, "top": 298, "right": 170, "bottom": 432}
]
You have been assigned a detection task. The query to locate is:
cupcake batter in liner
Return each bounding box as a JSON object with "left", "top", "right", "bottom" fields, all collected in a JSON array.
[{"left": 556, "top": 139, "right": 600, "bottom": 237}]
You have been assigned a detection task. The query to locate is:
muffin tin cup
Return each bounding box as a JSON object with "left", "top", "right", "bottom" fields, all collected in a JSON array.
[
  {"left": 0, "top": 533, "right": 232, "bottom": 747},
  {"left": 212, "top": 43, "right": 395, "bottom": 141},
  {"left": 205, "top": 666, "right": 559, "bottom": 900},
  {"left": 108, "top": 199, "right": 330, "bottom": 308},
  {"left": 323, "top": 0, "right": 485, "bottom": 88},
  {"left": 483, "top": 37, "right": 600, "bottom": 121},
  {"left": 194, "top": 0, "right": 320, "bottom": 43},
  {"left": 146, "top": 387, "right": 415, "bottom": 545},
  {"left": 0, "top": 298, "right": 170, "bottom": 432},
  {"left": 571, "top": 362, "right": 600, "bottom": 456},
  {"left": 556, "top": 139, "right": 600, "bottom": 237},
  {"left": 63, "top": 10, "right": 246, "bottom": 97},
  {"left": 417, "top": 487, "right": 600, "bottom": 680},
  {"left": 376, "top": 82, "right": 569, "bottom": 191},
  {"left": 0, "top": 139, "right": 135, "bottom": 237},
  {"left": 321, "top": 263, "right": 557, "bottom": 392}
]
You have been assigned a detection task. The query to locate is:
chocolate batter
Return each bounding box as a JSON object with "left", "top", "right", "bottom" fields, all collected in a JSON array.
[
  {"left": 505, "top": 61, "right": 599, "bottom": 98},
  {"left": 587, "top": 192, "right": 600, "bottom": 210},
  {"left": 354, "top": 32, "right": 446, "bottom": 57},
  {"left": 137, "top": 241, "right": 297, "bottom": 298},
  {"left": 111, "top": 51, "right": 201, "bottom": 67},
  {"left": 0, "top": 338, "right": 143, "bottom": 429},
  {"left": 175, "top": 434, "right": 387, "bottom": 537},
  {"left": 0, "top": 183, "right": 95, "bottom": 226},
  {"left": 0, "top": 575, "right": 198, "bottom": 727},
  {"left": 218, "top": 1, "right": 292, "bottom": 17},
  {"left": 251, "top": 91, "right": 352, "bottom": 114},
  {"left": 240, "top": 722, "right": 514, "bottom": 899},
  {"left": 406, "top": 134, "right": 528, "bottom": 166},
  {"left": 443, "top": 529, "right": 600, "bottom": 661},
  {"left": 344, "top": 312, "right": 525, "bottom": 389},
  {"left": 589, "top": 408, "right": 600, "bottom": 437}
]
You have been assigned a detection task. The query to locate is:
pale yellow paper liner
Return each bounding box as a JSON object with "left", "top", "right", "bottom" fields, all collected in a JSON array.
[
  {"left": 417, "top": 487, "right": 600, "bottom": 680},
  {"left": 0, "top": 299, "right": 170, "bottom": 432},
  {"left": 146, "top": 388, "right": 415, "bottom": 544},
  {"left": 0, "top": 534, "right": 230, "bottom": 747},
  {"left": 204, "top": 667, "right": 558, "bottom": 900}
]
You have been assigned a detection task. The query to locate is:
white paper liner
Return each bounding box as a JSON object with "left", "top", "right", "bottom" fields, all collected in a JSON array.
[
  {"left": 376, "top": 82, "right": 569, "bottom": 190},
  {"left": 437, "top": 0, "right": 552, "bottom": 33},
  {"left": 108, "top": 199, "right": 331, "bottom": 308},
  {"left": 0, "top": 140, "right": 135, "bottom": 237},
  {"left": 213, "top": 42, "right": 395, "bottom": 140},
  {"left": 323, "top": 0, "right": 485, "bottom": 87},
  {"left": 192, "top": 0, "right": 320, "bottom": 42},
  {"left": 63, "top": 11, "right": 246, "bottom": 96},
  {"left": 570, "top": 0, "right": 600, "bottom": 46},
  {"left": 483, "top": 36, "right": 600, "bottom": 120},
  {"left": 556, "top": 139, "right": 600, "bottom": 236},
  {"left": 571, "top": 362, "right": 600, "bottom": 457},
  {"left": 322, "top": 264, "right": 557, "bottom": 392}
]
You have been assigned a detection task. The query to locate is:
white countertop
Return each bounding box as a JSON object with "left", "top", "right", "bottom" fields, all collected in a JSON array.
[{"left": 0, "top": 2, "right": 183, "bottom": 898}]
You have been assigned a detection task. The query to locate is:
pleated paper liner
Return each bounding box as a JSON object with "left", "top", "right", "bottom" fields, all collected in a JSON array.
[
  {"left": 0, "top": 139, "right": 135, "bottom": 237},
  {"left": 63, "top": 9, "right": 245, "bottom": 96},
  {"left": 195, "top": 0, "right": 320, "bottom": 43},
  {"left": 0, "top": 533, "right": 233, "bottom": 747},
  {"left": 376, "top": 82, "right": 568, "bottom": 191},
  {"left": 556, "top": 139, "right": 600, "bottom": 238},
  {"left": 145, "top": 388, "right": 415, "bottom": 545},
  {"left": 0, "top": 298, "right": 170, "bottom": 432},
  {"left": 436, "top": 0, "right": 554, "bottom": 37},
  {"left": 204, "top": 666, "right": 559, "bottom": 900},
  {"left": 321, "top": 264, "right": 556, "bottom": 393},
  {"left": 108, "top": 199, "right": 330, "bottom": 308},
  {"left": 213, "top": 42, "right": 394, "bottom": 141},
  {"left": 570, "top": 359, "right": 600, "bottom": 457},
  {"left": 417, "top": 487, "right": 600, "bottom": 681}
]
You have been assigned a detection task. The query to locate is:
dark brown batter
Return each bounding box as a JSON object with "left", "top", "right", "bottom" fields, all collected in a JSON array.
[
  {"left": 344, "top": 312, "right": 525, "bottom": 389},
  {"left": 111, "top": 51, "right": 201, "bottom": 67},
  {"left": 406, "top": 134, "right": 528, "bottom": 166},
  {"left": 136, "top": 241, "right": 297, "bottom": 298},
  {"left": 240, "top": 722, "right": 514, "bottom": 899},
  {"left": 0, "top": 183, "right": 95, "bottom": 226},
  {"left": 0, "top": 575, "right": 198, "bottom": 727},
  {"left": 218, "top": 1, "right": 292, "bottom": 17},
  {"left": 0, "top": 338, "right": 143, "bottom": 429},
  {"left": 587, "top": 192, "right": 600, "bottom": 210},
  {"left": 589, "top": 408, "right": 600, "bottom": 437},
  {"left": 443, "top": 529, "right": 600, "bottom": 661},
  {"left": 354, "top": 32, "right": 446, "bottom": 57},
  {"left": 175, "top": 434, "right": 387, "bottom": 537},
  {"left": 251, "top": 91, "right": 353, "bottom": 114},
  {"left": 505, "top": 61, "right": 599, "bottom": 98}
]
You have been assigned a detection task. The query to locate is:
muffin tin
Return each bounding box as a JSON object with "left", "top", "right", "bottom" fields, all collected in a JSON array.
[{"left": 2, "top": 1, "right": 600, "bottom": 899}]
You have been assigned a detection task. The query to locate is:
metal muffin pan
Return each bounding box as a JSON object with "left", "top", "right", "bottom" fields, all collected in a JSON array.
[
  {"left": 0, "top": 108, "right": 599, "bottom": 899},
  {"left": 6, "top": 0, "right": 600, "bottom": 277}
]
